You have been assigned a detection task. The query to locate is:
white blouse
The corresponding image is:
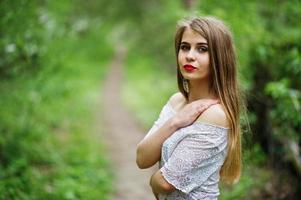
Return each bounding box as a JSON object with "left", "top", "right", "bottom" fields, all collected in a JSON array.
[{"left": 145, "top": 101, "right": 229, "bottom": 200}]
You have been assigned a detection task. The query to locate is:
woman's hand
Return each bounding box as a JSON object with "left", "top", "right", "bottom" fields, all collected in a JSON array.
[
  {"left": 151, "top": 188, "right": 159, "bottom": 200},
  {"left": 171, "top": 99, "right": 219, "bottom": 129},
  {"left": 136, "top": 99, "right": 219, "bottom": 170},
  {"left": 150, "top": 173, "right": 159, "bottom": 199}
]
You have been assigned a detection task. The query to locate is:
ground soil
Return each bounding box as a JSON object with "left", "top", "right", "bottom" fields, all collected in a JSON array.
[{"left": 101, "top": 45, "right": 157, "bottom": 200}]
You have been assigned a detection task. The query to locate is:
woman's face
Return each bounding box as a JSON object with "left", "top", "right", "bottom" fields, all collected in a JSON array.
[{"left": 178, "top": 27, "right": 210, "bottom": 82}]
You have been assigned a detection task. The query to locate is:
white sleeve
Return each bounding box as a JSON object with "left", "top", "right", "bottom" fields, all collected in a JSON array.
[{"left": 160, "top": 125, "right": 228, "bottom": 193}]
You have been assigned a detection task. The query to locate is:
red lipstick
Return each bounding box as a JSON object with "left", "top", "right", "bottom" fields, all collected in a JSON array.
[{"left": 183, "top": 64, "right": 197, "bottom": 72}]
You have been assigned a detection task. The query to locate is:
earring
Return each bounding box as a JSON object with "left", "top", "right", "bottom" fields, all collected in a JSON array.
[{"left": 183, "top": 79, "right": 189, "bottom": 93}]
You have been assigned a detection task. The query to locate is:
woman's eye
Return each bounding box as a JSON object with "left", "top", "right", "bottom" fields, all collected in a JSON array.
[
  {"left": 180, "top": 45, "right": 190, "bottom": 51},
  {"left": 198, "top": 46, "right": 208, "bottom": 53}
]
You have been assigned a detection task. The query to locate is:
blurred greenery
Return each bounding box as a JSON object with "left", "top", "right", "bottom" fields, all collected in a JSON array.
[
  {"left": 1, "top": 0, "right": 113, "bottom": 199},
  {"left": 1, "top": 0, "right": 301, "bottom": 199}
]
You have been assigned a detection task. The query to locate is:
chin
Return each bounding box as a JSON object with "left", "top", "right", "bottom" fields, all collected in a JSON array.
[{"left": 182, "top": 73, "right": 200, "bottom": 80}]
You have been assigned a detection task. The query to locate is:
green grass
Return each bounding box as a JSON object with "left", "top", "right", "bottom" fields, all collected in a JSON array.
[
  {"left": 122, "top": 51, "right": 177, "bottom": 128},
  {"left": 0, "top": 22, "right": 114, "bottom": 199}
]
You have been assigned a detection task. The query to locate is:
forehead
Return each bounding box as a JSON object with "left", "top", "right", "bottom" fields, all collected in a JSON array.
[{"left": 181, "top": 27, "right": 207, "bottom": 44}]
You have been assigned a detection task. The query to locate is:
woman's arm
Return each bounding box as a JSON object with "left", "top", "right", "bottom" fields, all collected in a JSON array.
[
  {"left": 136, "top": 96, "right": 219, "bottom": 169},
  {"left": 136, "top": 119, "right": 178, "bottom": 169},
  {"left": 136, "top": 118, "right": 178, "bottom": 169},
  {"left": 150, "top": 170, "right": 176, "bottom": 195}
]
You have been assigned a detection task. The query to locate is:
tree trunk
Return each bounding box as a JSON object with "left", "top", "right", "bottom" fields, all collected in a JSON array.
[
  {"left": 182, "top": 0, "right": 197, "bottom": 10},
  {"left": 248, "top": 62, "right": 274, "bottom": 156}
]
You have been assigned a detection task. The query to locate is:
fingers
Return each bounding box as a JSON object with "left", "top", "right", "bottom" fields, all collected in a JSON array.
[
  {"left": 208, "top": 99, "right": 220, "bottom": 106},
  {"left": 204, "top": 99, "right": 219, "bottom": 105},
  {"left": 195, "top": 99, "right": 220, "bottom": 113},
  {"left": 212, "top": 99, "right": 220, "bottom": 104},
  {"left": 197, "top": 99, "right": 220, "bottom": 107},
  {"left": 174, "top": 98, "right": 221, "bottom": 127},
  {"left": 197, "top": 104, "right": 207, "bottom": 111}
]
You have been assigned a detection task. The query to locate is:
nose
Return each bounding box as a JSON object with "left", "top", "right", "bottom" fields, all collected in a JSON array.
[{"left": 186, "top": 49, "right": 195, "bottom": 62}]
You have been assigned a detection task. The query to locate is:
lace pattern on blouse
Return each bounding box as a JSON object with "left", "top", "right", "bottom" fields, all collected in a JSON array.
[{"left": 145, "top": 102, "right": 229, "bottom": 200}]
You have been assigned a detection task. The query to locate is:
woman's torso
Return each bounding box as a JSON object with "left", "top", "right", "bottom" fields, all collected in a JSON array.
[{"left": 145, "top": 96, "right": 228, "bottom": 200}]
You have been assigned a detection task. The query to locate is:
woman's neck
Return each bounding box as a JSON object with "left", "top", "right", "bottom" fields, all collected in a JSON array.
[{"left": 187, "top": 79, "right": 216, "bottom": 103}]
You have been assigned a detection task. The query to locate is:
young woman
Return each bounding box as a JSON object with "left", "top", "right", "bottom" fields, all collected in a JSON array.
[{"left": 136, "top": 16, "right": 242, "bottom": 200}]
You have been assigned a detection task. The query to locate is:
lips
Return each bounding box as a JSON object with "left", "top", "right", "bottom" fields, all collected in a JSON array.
[{"left": 183, "top": 64, "right": 197, "bottom": 72}]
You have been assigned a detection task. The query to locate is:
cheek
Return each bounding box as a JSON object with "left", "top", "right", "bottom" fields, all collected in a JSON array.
[{"left": 198, "top": 54, "right": 210, "bottom": 66}]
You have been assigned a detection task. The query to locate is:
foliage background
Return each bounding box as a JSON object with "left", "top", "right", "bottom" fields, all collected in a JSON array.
[
  {"left": 1, "top": 0, "right": 300, "bottom": 199},
  {"left": 1, "top": 0, "right": 114, "bottom": 199}
]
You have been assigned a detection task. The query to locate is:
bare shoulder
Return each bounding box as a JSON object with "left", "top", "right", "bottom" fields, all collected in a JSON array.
[
  {"left": 196, "top": 104, "right": 229, "bottom": 128},
  {"left": 168, "top": 92, "right": 186, "bottom": 110}
]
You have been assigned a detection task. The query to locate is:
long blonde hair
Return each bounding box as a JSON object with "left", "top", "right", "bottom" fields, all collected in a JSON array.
[{"left": 175, "top": 16, "right": 242, "bottom": 184}]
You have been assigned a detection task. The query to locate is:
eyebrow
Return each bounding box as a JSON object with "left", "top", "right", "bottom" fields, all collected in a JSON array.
[{"left": 181, "top": 41, "right": 208, "bottom": 46}]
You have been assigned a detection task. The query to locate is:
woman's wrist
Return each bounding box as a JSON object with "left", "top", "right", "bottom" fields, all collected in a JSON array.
[{"left": 167, "top": 118, "right": 180, "bottom": 132}]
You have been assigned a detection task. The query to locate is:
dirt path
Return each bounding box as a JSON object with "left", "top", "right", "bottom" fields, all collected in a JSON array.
[{"left": 101, "top": 45, "right": 157, "bottom": 200}]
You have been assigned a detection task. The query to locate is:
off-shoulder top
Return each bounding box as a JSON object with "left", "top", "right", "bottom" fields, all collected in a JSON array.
[{"left": 145, "top": 101, "right": 229, "bottom": 200}]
